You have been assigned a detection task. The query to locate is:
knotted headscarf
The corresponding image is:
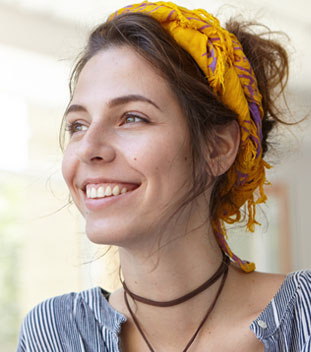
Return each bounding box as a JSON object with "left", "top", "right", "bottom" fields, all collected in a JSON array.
[{"left": 109, "top": 1, "right": 271, "bottom": 272}]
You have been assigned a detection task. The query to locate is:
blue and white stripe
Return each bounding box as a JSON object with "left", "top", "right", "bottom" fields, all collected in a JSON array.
[
  {"left": 251, "top": 270, "right": 311, "bottom": 351},
  {"left": 17, "top": 289, "right": 126, "bottom": 352},
  {"left": 18, "top": 270, "right": 311, "bottom": 351}
]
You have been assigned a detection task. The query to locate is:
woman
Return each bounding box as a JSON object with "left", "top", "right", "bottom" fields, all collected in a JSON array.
[{"left": 18, "top": 2, "right": 311, "bottom": 351}]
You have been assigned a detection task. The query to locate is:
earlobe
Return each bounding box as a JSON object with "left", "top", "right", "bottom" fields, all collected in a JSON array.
[{"left": 208, "top": 120, "right": 240, "bottom": 177}]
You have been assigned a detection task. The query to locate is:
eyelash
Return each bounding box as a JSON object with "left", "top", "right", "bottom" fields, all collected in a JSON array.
[
  {"left": 65, "top": 122, "right": 87, "bottom": 136},
  {"left": 65, "top": 113, "right": 149, "bottom": 136},
  {"left": 121, "top": 113, "right": 149, "bottom": 125}
]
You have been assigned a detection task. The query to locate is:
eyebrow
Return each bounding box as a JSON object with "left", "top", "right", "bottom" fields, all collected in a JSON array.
[
  {"left": 65, "top": 94, "right": 161, "bottom": 116},
  {"left": 65, "top": 104, "right": 87, "bottom": 116},
  {"left": 108, "top": 94, "right": 162, "bottom": 111}
]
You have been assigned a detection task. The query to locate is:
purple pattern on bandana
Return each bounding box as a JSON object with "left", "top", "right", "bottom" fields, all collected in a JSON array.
[
  {"left": 238, "top": 73, "right": 255, "bottom": 86},
  {"left": 238, "top": 73, "right": 258, "bottom": 110},
  {"left": 241, "top": 126, "right": 250, "bottom": 134},
  {"left": 147, "top": 5, "right": 165, "bottom": 14},
  {"left": 234, "top": 54, "right": 263, "bottom": 157},
  {"left": 235, "top": 64, "right": 252, "bottom": 75},
  {"left": 248, "top": 103, "right": 262, "bottom": 157},
  {"left": 186, "top": 17, "right": 209, "bottom": 25},
  {"left": 232, "top": 40, "right": 243, "bottom": 52},
  {"left": 135, "top": 3, "right": 149, "bottom": 12},
  {"left": 167, "top": 9, "right": 175, "bottom": 21},
  {"left": 198, "top": 24, "right": 211, "bottom": 31},
  {"left": 234, "top": 56, "right": 242, "bottom": 63},
  {"left": 206, "top": 40, "right": 217, "bottom": 73},
  {"left": 237, "top": 171, "right": 249, "bottom": 186},
  {"left": 250, "top": 135, "right": 261, "bottom": 157},
  {"left": 249, "top": 103, "right": 263, "bottom": 142},
  {"left": 114, "top": 4, "right": 135, "bottom": 18}
]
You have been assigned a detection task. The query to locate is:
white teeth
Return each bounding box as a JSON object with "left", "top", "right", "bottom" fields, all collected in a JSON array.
[
  {"left": 86, "top": 185, "right": 130, "bottom": 199},
  {"left": 112, "top": 185, "right": 120, "bottom": 196},
  {"left": 90, "top": 188, "right": 97, "bottom": 199},
  {"left": 86, "top": 188, "right": 91, "bottom": 198},
  {"left": 105, "top": 186, "right": 112, "bottom": 196},
  {"left": 97, "top": 186, "right": 105, "bottom": 198}
]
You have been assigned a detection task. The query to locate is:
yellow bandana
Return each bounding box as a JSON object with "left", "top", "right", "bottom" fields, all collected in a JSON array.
[{"left": 110, "top": 1, "right": 271, "bottom": 272}]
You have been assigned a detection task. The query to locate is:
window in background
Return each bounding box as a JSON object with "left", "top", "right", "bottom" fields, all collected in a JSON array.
[{"left": 228, "top": 182, "right": 292, "bottom": 274}]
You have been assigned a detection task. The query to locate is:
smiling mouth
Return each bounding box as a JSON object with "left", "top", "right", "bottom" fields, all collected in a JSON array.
[{"left": 85, "top": 183, "right": 139, "bottom": 199}]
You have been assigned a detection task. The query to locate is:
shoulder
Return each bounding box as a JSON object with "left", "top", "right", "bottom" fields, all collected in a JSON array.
[
  {"left": 17, "top": 287, "right": 126, "bottom": 351},
  {"left": 251, "top": 270, "right": 311, "bottom": 351},
  {"left": 225, "top": 265, "right": 286, "bottom": 321},
  {"left": 17, "top": 288, "right": 96, "bottom": 351},
  {"left": 21, "top": 287, "right": 101, "bottom": 327},
  {"left": 261, "top": 269, "right": 311, "bottom": 320}
]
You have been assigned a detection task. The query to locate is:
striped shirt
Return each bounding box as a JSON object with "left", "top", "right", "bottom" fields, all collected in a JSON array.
[{"left": 17, "top": 270, "right": 311, "bottom": 351}]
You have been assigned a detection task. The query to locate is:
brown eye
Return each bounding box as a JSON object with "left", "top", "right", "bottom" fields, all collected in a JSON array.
[
  {"left": 122, "top": 113, "right": 149, "bottom": 125},
  {"left": 125, "top": 116, "right": 142, "bottom": 123},
  {"left": 66, "top": 122, "right": 88, "bottom": 135}
]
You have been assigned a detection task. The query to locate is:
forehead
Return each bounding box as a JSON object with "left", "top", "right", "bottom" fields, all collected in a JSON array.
[{"left": 73, "top": 46, "right": 174, "bottom": 108}]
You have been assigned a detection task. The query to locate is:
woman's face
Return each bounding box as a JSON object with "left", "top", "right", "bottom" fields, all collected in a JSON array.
[{"left": 62, "top": 46, "right": 196, "bottom": 248}]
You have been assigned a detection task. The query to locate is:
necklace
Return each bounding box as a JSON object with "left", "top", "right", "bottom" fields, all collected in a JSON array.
[{"left": 122, "top": 252, "right": 230, "bottom": 352}]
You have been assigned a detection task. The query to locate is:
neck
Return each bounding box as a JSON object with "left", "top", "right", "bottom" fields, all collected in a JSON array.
[
  {"left": 119, "top": 221, "right": 223, "bottom": 302},
  {"left": 113, "top": 205, "right": 229, "bottom": 352}
]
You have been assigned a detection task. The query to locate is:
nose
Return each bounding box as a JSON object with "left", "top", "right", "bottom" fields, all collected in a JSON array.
[{"left": 76, "top": 124, "right": 116, "bottom": 165}]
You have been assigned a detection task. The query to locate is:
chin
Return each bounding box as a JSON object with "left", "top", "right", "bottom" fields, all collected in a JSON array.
[
  {"left": 84, "top": 220, "right": 137, "bottom": 247},
  {"left": 85, "top": 224, "right": 121, "bottom": 246}
]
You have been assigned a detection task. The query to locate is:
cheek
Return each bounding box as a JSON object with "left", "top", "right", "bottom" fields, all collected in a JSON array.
[
  {"left": 61, "top": 148, "right": 75, "bottom": 189},
  {"left": 130, "top": 137, "right": 191, "bottom": 179}
]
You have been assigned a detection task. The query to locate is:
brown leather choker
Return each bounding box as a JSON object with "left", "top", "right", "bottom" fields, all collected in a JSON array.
[{"left": 122, "top": 252, "right": 230, "bottom": 352}]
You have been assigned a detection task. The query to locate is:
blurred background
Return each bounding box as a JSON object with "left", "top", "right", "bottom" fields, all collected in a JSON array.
[{"left": 0, "top": 0, "right": 310, "bottom": 350}]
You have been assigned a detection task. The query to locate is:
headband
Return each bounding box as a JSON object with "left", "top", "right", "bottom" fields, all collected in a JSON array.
[{"left": 109, "top": 1, "right": 271, "bottom": 272}]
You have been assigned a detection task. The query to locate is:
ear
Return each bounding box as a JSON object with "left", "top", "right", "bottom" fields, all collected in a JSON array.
[{"left": 207, "top": 120, "right": 240, "bottom": 177}]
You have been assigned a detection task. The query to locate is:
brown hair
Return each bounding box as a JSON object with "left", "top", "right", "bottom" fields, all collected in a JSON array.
[{"left": 61, "top": 12, "right": 290, "bottom": 224}]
